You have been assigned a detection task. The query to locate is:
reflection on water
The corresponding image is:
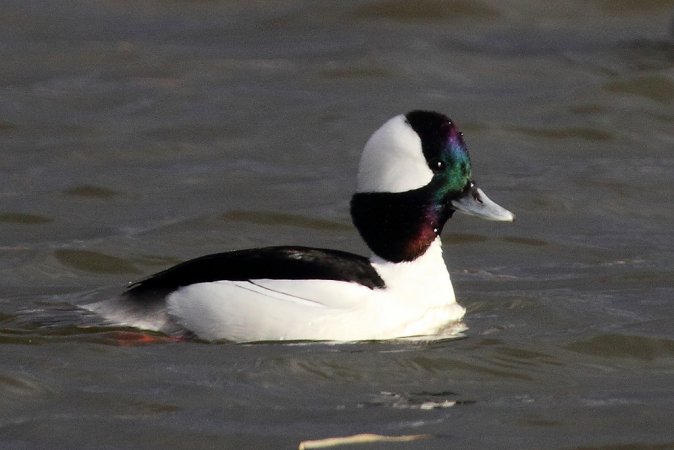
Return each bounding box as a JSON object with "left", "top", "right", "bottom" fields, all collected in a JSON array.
[
  {"left": 221, "top": 209, "right": 351, "bottom": 231},
  {"left": 567, "top": 334, "right": 674, "bottom": 360},
  {"left": 62, "top": 184, "right": 125, "bottom": 198},
  {"left": 605, "top": 74, "right": 674, "bottom": 103},
  {"left": 348, "top": 0, "right": 501, "bottom": 22},
  {"left": 0, "top": 213, "right": 54, "bottom": 224},
  {"left": 54, "top": 250, "right": 143, "bottom": 275},
  {"left": 366, "top": 390, "right": 470, "bottom": 410},
  {"left": 0, "top": 0, "right": 673, "bottom": 448}
]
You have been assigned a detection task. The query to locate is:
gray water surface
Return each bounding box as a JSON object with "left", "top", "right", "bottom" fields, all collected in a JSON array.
[{"left": 1, "top": 1, "right": 673, "bottom": 449}]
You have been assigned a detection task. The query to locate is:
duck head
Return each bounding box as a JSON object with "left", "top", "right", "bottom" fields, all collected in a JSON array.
[{"left": 351, "top": 110, "right": 513, "bottom": 262}]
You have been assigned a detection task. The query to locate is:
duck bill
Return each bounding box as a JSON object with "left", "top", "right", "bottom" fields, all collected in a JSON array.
[{"left": 451, "top": 184, "right": 514, "bottom": 222}]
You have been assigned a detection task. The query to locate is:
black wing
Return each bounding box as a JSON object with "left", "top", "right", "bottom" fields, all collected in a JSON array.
[{"left": 124, "top": 246, "right": 385, "bottom": 300}]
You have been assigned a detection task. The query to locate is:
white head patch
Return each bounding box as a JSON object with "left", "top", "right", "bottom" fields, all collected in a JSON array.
[{"left": 356, "top": 114, "right": 433, "bottom": 193}]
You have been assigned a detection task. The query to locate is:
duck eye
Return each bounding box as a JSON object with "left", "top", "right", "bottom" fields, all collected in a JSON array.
[{"left": 431, "top": 160, "right": 446, "bottom": 172}]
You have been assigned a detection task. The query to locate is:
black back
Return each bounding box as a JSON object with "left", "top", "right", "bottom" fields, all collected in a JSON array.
[{"left": 124, "top": 246, "right": 385, "bottom": 301}]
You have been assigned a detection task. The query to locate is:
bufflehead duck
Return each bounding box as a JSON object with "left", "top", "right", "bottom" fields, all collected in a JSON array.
[{"left": 90, "top": 111, "right": 513, "bottom": 342}]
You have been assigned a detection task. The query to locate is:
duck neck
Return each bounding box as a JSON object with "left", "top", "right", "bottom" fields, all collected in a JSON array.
[{"left": 350, "top": 187, "right": 453, "bottom": 263}]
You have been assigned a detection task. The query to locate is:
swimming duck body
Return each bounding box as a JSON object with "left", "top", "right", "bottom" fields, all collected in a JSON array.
[{"left": 91, "top": 111, "right": 513, "bottom": 342}]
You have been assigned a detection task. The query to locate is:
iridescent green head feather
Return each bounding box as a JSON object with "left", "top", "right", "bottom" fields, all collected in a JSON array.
[{"left": 405, "top": 110, "right": 472, "bottom": 198}]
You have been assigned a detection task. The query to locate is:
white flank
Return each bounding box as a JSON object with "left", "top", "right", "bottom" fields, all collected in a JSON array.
[{"left": 165, "top": 240, "right": 463, "bottom": 342}]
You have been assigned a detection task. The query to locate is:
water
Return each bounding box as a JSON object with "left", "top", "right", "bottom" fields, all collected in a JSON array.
[{"left": 1, "top": 1, "right": 673, "bottom": 448}]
